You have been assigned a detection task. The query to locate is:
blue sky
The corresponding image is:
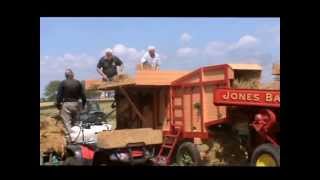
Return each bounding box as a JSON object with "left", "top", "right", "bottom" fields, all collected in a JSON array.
[{"left": 40, "top": 17, "right": 280, "bottom": 98}]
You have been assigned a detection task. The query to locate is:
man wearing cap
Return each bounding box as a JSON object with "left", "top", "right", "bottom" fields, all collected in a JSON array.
[
  {"left": 56, "top": 69, "right": 87, "bottom": 143},
  {"left": 97, "top": 48, "right": 124, "bottom": 81},
  {"left": 140, "top": 46, "right": 161, "bottom": 71}
]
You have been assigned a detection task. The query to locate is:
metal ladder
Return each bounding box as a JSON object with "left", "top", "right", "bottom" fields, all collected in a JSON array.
[
  {"left": 154, "top": 94, "right": 184, "bottom": 165},
  {"left": 155, "top": 126, "right": 182, "bottom": 165}
]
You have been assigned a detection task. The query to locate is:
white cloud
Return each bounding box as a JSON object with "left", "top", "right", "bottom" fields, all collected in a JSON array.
[
  {"left": 40, "top": 44, "right": 159, "bottom": 97},
  {"left": 63, "top": 53, "right": 76, "bottom": 60},
  {"left": 230, "top": 35, "right": 258, "bottom": 50},
  {"left": 204, "top": 35, "right": 259, "bottom": 58},
  {"left": 180, "top": 32, "right": 192, "bottom": 45},
  {"left": 204, "top": 41, "right": 229, "bottom": 57},
  {"left": 40, "top": 53, "right": 100, "bottom": 97},
  {"left": 40, "top": 53, "right": 98, "bottom": 81},
  {"left": 112, "top": 44, "right": 145, "bottom": 63},
  {"left": 237, "top": 35, "right": 258, "bottom": 46},
  {"left": 101, "top": 44, "right": 145, "bottom": 64},
  {"left": 176, "top": 47, "right": 198, "bottom": 57}
]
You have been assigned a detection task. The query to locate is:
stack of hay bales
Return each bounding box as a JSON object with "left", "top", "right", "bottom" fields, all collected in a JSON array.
[
  {"left": 232, "top": 78, "right": 260, "bottom": 89},
  {"left": 40, "top": 115, "right": 66, "bottom": 155},
  {"left": 97, "top": 74, "right": 135, "bottom": 90},
  {"left": 84, "top": 74, "right": 135, "bottom": 91},
  {"left": 198, "top": 129, "right": 248, "bottom": 166},
  {"left": 231, "top": 63, "right": 280, "bottom": 90}
]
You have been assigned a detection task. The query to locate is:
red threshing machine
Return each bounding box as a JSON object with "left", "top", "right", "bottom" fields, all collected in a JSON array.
[{"left": 82, "top": 63, "right": 279, "bottom": 166}]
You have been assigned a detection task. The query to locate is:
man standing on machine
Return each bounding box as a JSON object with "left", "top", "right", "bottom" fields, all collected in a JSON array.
[
  {"left": 97, "top": 48, "right": 124, "bottom": 81},
  {"left": 140, "top": 46, "right": 160, "bottom": 71}
]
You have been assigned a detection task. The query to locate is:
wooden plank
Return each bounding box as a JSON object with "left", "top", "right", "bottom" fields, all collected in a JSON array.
[
  {"left": 86, "top": 70, "right": 188, "bottom": 90},
  {"left": 98, "top": 81, "right": 135, "bottom": 90},
  {"left": 204, "top": 85, "right": 227, "bottom": 122},
  {"left": 159, "top": 88, "right": 169, "bottom": 130},
  {"left": 227, "top": 66, "right": 235, "bottom": 79},
  {"left": 200, "top": 68, "right": 205, "bottom": 132},
  {"left": 192, "top": 88, "right": 201, "bottom": 132},
  {"left": 135, "top": 70, "right": 189, "bottom": 85},
  {"left": 272, "top": 64, "right": 280, "bottom": 75},
  {"left": 84, "top": 79, "right": 102, "bottom": 90},
  {"left": 228, "top": 64, "right": 262, "bottom": 70},
  {"left": 97, "top": 128, "right": 163, "bottom": 149},
  {"left": 153, "top": 90, "right": 157, "bottom": 129},
  {"left": 141, "top": 105, "right": 153, "bottom": 128},
  {"left": 178, "top": 75, "right": 200, "bottom": 84},
  {"left": 116, "top": 94, "right": 132, "bottom": 129},
  {"left": 184, "top": 88, "right": 192, "bottom": 132},
  {"left": 203, "top": 70, "right": 225, "bottom": 81},
  {"left": 190, "top": 87, "right": 194, "bottom": 133},
  {"left": 119, "top": 86, "right": 147, "bottom": 124}
]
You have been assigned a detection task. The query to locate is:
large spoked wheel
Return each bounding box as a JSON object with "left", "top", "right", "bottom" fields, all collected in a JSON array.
[
  {"left": 175, "top": 142, "right": 201, "bottom": 166},
  {"left": 251, "top": 143, "right": 280, "bottom": 167}
]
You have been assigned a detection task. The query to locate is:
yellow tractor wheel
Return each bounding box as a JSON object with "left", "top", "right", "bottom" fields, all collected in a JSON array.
[{"left": 251, "top": 143, "right": 280, "bottom": 167}]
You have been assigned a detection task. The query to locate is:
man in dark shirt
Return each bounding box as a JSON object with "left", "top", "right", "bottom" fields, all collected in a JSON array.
[
  {"left": 97, "top": 48, "right": 124, "bottom": 81},
  {"left": 56, "top": 69, "right": 86, "bottom": 143}
]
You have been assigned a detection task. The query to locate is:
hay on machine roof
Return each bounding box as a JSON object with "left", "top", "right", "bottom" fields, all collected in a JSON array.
[{"left": 85, "top": 70, "right": 189, "bottom": 91}]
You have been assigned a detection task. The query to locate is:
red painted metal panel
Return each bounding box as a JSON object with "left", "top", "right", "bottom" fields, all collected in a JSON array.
[
  {"left": 182, "top": 132, "right": 208, "bottom": 139},
  {"left": 190, "top": 88, "right": 193, "bottom": 132},
  {"left": 200, "top": 68, "right": 204, "bottom": 133},
  {"left": 203, "top": 64, "right": 228, "bottom": 72},
  {"left": 161, "top": 131, "right": 208, "bottom": 139},
  {"left": 169, "top": 87, "right": 173, "bottom": 127},
  {"left": 172, "top": 64, "right": 229, "bottom": 85},
  {"left": 172, "top": 69, "right": 201, "bottom": 85},
  {"left": 224, "top": 65, "right": 230, "bottom": 87},
  {"left": 181, "top": 89, "right": 185, "bottom": 131},
  {"left": 214, "top": 88, "right": 280, "bottom": 108},
  {"left": 172, "top": 80, "right": 226, "bottom": 87},
  {"left": 204, "top": 118, "right": 229, "bottom": 127}
]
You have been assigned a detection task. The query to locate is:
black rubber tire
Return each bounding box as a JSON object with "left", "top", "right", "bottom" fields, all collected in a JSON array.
[
  {"left": 63, "top": 157, "right": 84, "bottom": 166},
  {"left": 92, "top": 151, "right": 110, "bottom": 166},
  {"left": 250, "top": 143, "right": 280, "bottom": 167},
  {"left": 175, "top": 142, "right": 201, "bottom": 166}
]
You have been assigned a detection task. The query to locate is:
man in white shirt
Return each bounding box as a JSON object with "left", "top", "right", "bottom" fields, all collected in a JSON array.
[{"left": 140, "top": 46, "right": 160, "bottom": 71}]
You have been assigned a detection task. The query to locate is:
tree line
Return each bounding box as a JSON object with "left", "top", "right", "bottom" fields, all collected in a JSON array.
[{"left": 41, "top": 80, "right": 100, "bottom": 102}]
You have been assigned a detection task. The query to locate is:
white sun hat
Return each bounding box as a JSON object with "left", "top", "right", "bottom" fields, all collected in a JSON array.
[
  {"left": 148, "top": 46, "right": 156, "bottom": 51},
  {"left": 105, "top": 48, "right": 113, "bottom": 54}
]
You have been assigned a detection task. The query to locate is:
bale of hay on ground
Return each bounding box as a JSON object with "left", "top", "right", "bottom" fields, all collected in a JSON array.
[
  {"left": 40, "top": 116, "right": 66, "bottom": 155},
  {"left": 199, "top": 129, "right": 248, "bottom": 166},
  {"left": 97, "top": 128, "right": 163, "bottom": 149}
]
